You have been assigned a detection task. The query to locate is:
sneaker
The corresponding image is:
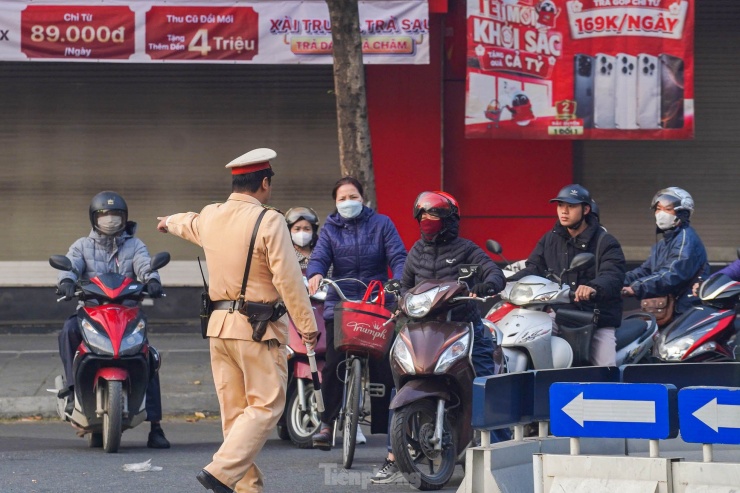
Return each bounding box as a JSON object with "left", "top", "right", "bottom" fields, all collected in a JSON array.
[
  {"left": 371, "top": 459, "right": 403, "bottom": 484},
  {"left": 312, "top": 425, "right": 332, "bottom": 451},
  {"left": 147, "top": 427, "right": 171, "bottom": 449},
  {"left": 356, "top": 426, "right": 367, "bottom": 445}
]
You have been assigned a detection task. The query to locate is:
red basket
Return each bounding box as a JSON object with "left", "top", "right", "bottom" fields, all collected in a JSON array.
[{"left": 334, "top": 280, "right": 395, "bottom": 359}]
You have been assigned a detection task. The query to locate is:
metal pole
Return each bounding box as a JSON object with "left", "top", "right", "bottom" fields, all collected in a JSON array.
[
  {"left": 481, "top": 430, "right": 491, "bottom": 447},
  {"left": 533, "top": 454, "right": 544, "bottom": 493},
  {"left": 538, "top": 421, "right": 549, "bottom": 438},
  {"left": 649, "top": 439, "right": 659, "bottom": 458},
  {"left": 570, "top": 437, "right": 580, "bottom": 456},
  {"left": 514, "top": 425, "right": 524, "bottom": 441},
  {"left": 703, "top": 443, "right": 714, "bottom": 463}
]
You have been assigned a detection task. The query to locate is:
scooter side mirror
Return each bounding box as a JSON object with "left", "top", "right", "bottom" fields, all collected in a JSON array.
[
  {"left": 49, "top": 255, "right": 73, "bottom": 272},
  {"left": 486, "top": 239, "right": 502, "bottom": 255},
  {"left": 568, "top": 253, "right": 595, "bottom": 272},
  {"left": 150, "top": 252, "right": 171, "bottom": 272}
]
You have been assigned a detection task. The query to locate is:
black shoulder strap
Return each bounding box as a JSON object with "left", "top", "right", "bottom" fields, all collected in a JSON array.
[
  {"left": 594, "top": 227, "right": 606, "bottom": 277},
  {"left": 239, "top": 208, "right": 268, "bottom": 301}
]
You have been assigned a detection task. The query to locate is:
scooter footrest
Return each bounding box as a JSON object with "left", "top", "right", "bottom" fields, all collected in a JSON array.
[{"left": 367, "top": 383, "right": 385, "bottom": 398}]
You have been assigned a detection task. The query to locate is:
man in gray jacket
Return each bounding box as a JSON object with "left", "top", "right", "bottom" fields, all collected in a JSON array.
[{"left": 57, "top": 191, "right": 170, "bottom": 449}]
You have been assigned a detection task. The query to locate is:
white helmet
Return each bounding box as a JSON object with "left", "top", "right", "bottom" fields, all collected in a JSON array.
[{"left": 651, "top": 187, "right": 694, "bottom": 217}]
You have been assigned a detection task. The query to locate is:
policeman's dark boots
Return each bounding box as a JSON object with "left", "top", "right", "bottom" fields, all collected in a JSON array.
[
  {"left": 147, "top": 422, "right": 171, "bottom": 449},
  {"left": 196, "top": 469, "right": 234, "bottom": 493}
]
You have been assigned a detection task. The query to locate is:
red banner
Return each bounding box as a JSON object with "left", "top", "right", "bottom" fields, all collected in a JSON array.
[
  {"left": 465, "top": 0, "right": 694, "bottom": 140},
  {"left": 20, "top": 5, "right": 135, "bottom": 59},
  {"left": 145, "top": 6, "right": 259, "bottom": 61}
]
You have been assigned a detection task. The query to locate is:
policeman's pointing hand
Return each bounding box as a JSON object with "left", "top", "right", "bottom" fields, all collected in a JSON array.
[{"left": 157, "top": 216, "right": 169, "bottom": 233}]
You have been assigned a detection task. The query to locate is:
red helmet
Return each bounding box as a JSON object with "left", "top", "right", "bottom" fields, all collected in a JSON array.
[{"left": 413, "top": 191, "right": 460, "bottom": 220}]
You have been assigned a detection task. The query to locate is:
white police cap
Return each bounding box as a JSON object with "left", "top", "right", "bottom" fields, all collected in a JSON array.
[{"left": 225, "top": 148, "right": 276, "bottom": 175}]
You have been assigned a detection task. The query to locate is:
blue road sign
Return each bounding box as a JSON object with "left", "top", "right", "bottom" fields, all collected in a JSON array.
[
  {"left": 550, "top": 382, "right": 678, "bottom": 439},
  {"left": 679, "top": 387, "right": 740, "bottom": 444}
]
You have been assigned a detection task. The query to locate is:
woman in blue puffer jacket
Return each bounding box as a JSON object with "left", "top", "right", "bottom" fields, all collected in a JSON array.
[{"left": 306, "top": 177, "right": 407, "bottom": 451}]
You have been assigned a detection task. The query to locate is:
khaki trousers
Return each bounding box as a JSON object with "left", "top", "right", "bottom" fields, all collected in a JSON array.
[{"left": 205, "top": 338, "right": 287, "bottom": 493}]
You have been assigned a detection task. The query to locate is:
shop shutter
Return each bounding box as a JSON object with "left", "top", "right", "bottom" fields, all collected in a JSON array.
[
  {"left": 0, "top": 63, "right": 340, "bottom": 262},
  {"left": 576, "top": 1, "right": 740, "bottom": 262}
]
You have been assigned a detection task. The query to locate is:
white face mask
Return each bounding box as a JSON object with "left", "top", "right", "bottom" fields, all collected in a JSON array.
[
  {"left": 291, "top": 231, "right": 312, "bottom": 247},
  {"left": 97, "top": 215, "right": 123, "bottom": 235},
  {"left": 655, "top": 211, "right": 678, "bottom": 231},
  {"left": 336, "top": 200, "right": 363, "bottom": 219}
]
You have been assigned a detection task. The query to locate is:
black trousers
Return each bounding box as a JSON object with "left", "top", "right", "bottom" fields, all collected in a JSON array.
[
  {"left": 59, "top": 314, "right": 163, "bottom": 422},
  {"left": 320, "top": 319, "right": 394, "bottom": 434}
]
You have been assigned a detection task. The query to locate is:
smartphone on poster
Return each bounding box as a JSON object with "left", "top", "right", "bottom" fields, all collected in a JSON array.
[
  {"left": 594, "top": 54, "right": 616, "bottom": 129},
  {"left": 615, "top": 53, "right": 638, "bottom": 130},
  {"left": 660, "top": 54, "right": 685, "bottom": 129},
  {"left": 637, "top": 54, "right": 661, "bottom": 129},
  {"left": 573, "top": 54, "right": 594, "bottom": 128}
]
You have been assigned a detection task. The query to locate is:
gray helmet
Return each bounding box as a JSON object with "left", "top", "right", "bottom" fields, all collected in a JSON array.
[
  {"left": 89, "top": 191, "right": 128, "bottom": 234},
  {"left": 651, "top": 187, "right": 694, "bottom": 217},
  {"left": 550, "top": 184, "right": 591, "bottom": 205}
]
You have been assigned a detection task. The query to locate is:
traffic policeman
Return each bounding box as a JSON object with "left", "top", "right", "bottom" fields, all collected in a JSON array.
[{"left": 157, "top": 148, "right": 318, "bottom": 493}]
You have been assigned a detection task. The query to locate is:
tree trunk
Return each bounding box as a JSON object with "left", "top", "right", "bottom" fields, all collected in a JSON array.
[{"left": 326, "top": 0, "right": 376, "bottom": 207}]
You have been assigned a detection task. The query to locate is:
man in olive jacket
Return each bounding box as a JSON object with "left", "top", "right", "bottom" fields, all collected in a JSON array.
[{"left": 509, "top": 185, "right": 626, "bottom": 366}]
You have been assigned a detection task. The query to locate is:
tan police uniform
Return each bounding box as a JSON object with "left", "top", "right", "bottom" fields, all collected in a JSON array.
[{"left": 163, "top": 148, "right": 318, "bottom": 493}]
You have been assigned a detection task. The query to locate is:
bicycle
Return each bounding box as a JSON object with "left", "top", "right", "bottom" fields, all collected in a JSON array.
[{"left": 319, "top": 278, "right": 394, "bottom": 469}]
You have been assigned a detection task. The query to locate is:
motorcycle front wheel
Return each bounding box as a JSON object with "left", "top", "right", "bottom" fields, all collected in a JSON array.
[
  {"left": 286, "top": 379, "right": 321, "bottom": 448},
  {"left": 102, "top": 381, "right": 123, "bottom": 453},
  {"left": 391, "top": 399, "right": 456, "bottom": 491}
]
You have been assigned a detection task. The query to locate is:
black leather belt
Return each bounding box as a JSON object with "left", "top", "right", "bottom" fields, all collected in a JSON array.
[{"left": 212, "top": 300, "right": 245, "bottom": 312}]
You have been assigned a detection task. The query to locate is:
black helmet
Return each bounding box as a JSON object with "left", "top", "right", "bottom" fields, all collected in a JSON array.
[
  {"left": 550, "top": 184, "right": 591, "bottom": 205},
  {"left": 590, "top": 199, "right": 600, "bottom": 221},
  {"left": 89, "top": 191, "right": 128, "bottom": 235}
]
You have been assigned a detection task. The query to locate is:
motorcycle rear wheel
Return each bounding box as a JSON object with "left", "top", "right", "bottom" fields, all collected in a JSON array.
[
  {"left": 342, "top": 357, "right": 362, "bottom": 469},
  {"left": 287, "top": 380, "right": 321, "bottom": 448},
  {"left": 391, "top": 399, "right": 456, "bottom": 491},
  {"left": 102, "top": 381, "right": 123, "bottom": 453}
]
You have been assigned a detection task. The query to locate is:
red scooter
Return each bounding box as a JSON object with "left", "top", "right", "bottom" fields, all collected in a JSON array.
[
  {"left": 276, "top": 283, "right": 328, "bottom": 448},
  {"left": 48, "top": 252, "right": 169, "bottom": 453}
]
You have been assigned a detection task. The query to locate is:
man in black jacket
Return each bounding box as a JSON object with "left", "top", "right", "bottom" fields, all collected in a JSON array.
[{"left": 509, "top": 184, "right": 626, "bottom": 366}]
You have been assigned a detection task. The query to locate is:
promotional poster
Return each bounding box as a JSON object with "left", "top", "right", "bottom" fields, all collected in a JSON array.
[
  {"left": 0, "top": 0, "right": 429, "bottom": 64},
  {"left": 465, "top": 0, "right": 694, "bottom": 139}
]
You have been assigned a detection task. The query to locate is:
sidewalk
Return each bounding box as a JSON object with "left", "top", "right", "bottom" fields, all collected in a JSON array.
[{"left": 0, "top": 330, "right": 218, "bottom": 418}]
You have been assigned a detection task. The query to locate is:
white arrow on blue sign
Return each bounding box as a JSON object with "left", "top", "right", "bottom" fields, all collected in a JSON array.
[
  {"left": 550, "top": 382, "right": 678, "bottom": 439},
  {"left": 679, "top": 387, "right": 740, "bottom": 444}
]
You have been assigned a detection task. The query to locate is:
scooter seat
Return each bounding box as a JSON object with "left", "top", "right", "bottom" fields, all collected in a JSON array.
[{"left": 615, "top": 319, "right": 648, "bottom": 351}]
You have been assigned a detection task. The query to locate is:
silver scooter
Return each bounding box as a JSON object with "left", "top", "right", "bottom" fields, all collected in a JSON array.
[{"left": 484, "top": 252, "right": 657, "bottom": 372}]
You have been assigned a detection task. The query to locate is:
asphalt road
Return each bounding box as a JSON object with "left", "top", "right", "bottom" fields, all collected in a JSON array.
[{"left": 0, "top": 418, "right": 464, "bottom": 493}]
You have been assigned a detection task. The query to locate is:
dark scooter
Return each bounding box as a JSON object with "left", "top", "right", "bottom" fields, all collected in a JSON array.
[
  {"left": 385, "top": 266, "right": 489, "bottom": 490},
  {"left": 48, "top": 252, "right": 169, "bottom": 453}
]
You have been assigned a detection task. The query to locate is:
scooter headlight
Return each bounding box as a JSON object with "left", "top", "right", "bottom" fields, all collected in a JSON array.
[
  {"left": 404, "top": 288, "right": 440, "bottom": 318},
  {"left": 81, "top": 318, "right": 114, "bottom": 356},
  {"left": 119, "top": 319, "right": 146, "bottom": 356},
  {"left": 657, "top": 323, "right": 718, "bottom": 361},
  {"left": 509, "top": 283, "right": 544, "bottom": 305},
  {"left": 434, "top": 333, "right": 470, "bottom": 374},
  {"left": 392, "top": 337, "right": 416, "bottom": 375}
]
